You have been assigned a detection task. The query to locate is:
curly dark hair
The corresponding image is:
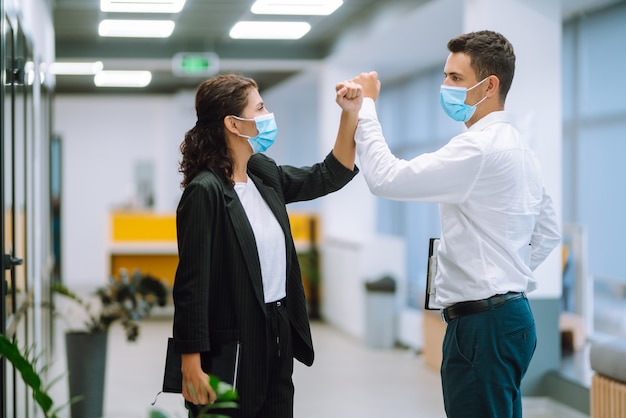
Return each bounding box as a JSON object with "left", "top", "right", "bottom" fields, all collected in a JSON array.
[
  {"left": 447, "top": 30, "right": 516, "bottom": 104},
  {"left": 179, "top": 73, "right": 258, "bottom": 188}
]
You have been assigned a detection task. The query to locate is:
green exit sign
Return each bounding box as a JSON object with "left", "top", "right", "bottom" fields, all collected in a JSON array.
[{"left": 172, "top": 52, "right": 219, "bottom": 77}]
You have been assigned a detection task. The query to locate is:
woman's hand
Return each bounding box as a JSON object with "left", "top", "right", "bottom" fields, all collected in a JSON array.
[
  {"left": 181, "top": 353, "right": 217, "bottom": 406},
  {"left": 335, "top": 80, "right": 363, "bottom": 113},
  {"left": 332, "top": 80, "right": 361, "bottom": 170}
]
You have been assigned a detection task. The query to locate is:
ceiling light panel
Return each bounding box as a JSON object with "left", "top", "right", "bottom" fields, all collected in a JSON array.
[
  {"left": 229, "top": 21, "right": 311, "bottom": 40},
  {"left": 100, "top": 0, "right": 186, "bottom": 13},
  {"left": 251, "top": 0, "right": 343, "bottom": 15},
  {"left": 50, "top": 61, "right": 104, "bottom": 75},
  {"left": 94, "top": 71, "right": 152, "bottom": 88},
  {"left": 99, "top": 19, "right": 175, "bottom": 38}
]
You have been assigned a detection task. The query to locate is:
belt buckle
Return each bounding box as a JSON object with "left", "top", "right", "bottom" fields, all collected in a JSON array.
[{"left": 441, "top": 309, "right": 447, "bottom": 323}]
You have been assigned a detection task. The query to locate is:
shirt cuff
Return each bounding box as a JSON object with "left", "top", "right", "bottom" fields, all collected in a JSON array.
[{"left": 358, "top": 97, "right": 377, "bottom": 121}]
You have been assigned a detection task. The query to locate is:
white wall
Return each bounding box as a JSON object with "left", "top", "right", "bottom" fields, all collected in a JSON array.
[
  {"left": 262, "top": 69, "right": 323, "bottom": 213},
  {"left": 55, "top": 95, "right": 186, "bottom": 289},
  {"left": 321, "top": 236, "right": 406, "bottom": 340}
]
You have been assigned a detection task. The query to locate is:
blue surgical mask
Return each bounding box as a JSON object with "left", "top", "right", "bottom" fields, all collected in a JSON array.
[
  {"left": 439, "top": 77, "right": 489, "bottom": 122},
  {"left": 232, "top": 113, "right": 278, "bottom": 153}
]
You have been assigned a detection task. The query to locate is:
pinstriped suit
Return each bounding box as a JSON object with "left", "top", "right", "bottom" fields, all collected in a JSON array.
[{"left": 172, "top": 151, "right": 358, "bottom": 417}]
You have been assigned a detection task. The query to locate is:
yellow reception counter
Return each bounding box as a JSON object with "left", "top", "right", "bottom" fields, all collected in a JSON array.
[{"left": 108, "top": 211, "right": 319, "bottom": 287}]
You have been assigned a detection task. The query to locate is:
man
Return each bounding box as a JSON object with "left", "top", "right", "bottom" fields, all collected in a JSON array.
[{"left": 352, "top": 30, "right": 560, "bottom": 418}]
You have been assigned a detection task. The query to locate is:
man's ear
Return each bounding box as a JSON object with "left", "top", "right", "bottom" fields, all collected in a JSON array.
[
  {"left": 486, "top": 75, "right": 500, "bottom": 99},
  {"left": 223, "top": 115, "right": 240, "bottom": 135}
]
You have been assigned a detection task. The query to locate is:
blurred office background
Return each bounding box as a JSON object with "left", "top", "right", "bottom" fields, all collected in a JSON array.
[{"left": 2, "top": 0, "right": 626, "bottom": 417}]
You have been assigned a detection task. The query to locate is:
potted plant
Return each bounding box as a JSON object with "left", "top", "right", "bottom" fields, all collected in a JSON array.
[
  {"left": 0, "top": 334, "right": 62, "bottom": 418},
  {"left": 51, "top": 268, "right": 168, "bottom": 418}
]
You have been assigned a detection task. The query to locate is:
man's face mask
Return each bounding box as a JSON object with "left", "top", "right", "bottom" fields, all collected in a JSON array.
[
  {"left": 439, "top": 77, "right": 489, "bottom": 122},
  {"left": 231, "top": 113, "right": 278, "bottom": 153}
]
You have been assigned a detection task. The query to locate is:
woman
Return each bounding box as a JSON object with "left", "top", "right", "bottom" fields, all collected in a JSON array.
[{"left": 172, "top": 73, "right": 362, "bottom": 417}]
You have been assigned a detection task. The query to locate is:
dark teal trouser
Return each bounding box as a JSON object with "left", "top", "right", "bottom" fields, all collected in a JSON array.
[{"left": 441, "top": 296, "right": 537, "bottom": 418}]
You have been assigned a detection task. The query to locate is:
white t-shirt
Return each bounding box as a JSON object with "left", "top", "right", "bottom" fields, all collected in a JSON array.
[{"left": 234, "top": 177, "right": 287, "bottom": 303}]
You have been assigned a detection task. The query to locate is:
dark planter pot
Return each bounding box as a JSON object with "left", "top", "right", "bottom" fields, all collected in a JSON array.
[{"left": 65, "top": 331, "right": 108, "bottom": 418}]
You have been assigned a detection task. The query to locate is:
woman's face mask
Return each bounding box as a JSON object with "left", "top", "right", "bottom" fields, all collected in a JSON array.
[
  {"left": 439, "top": 77, "right": 489, "bottom": 122},
  {"left": 231, "top": 113, "right": 278, "bottom": 153}
]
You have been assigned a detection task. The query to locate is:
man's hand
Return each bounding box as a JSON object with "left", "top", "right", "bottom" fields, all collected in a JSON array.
[
  {"left": 335, "top": 80, "right": 363, "bottom": 113},
  {"left": 181, "top": 353, "right": 216, "bottom": 406},
  {"left": 351, "top": 71, "right": 381, "bottom": 101}
]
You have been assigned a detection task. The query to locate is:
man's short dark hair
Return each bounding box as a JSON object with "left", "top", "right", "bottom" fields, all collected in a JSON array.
[{"left": 447, "top": 30, "right": 516, "bottom": 103}]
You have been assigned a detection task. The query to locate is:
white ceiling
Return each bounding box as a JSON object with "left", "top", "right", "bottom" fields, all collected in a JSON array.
[{"left": 50, "top": 0, "right": 624, "bottom": 93}]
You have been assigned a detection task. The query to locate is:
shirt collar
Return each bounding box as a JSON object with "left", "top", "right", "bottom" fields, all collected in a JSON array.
[{"left": 468, "top": 111, "right": 514, "bottom": 132}]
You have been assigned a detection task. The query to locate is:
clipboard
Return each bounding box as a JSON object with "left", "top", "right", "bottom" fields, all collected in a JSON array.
[{"left": 424, "top": 238, "right": 444, "bottom": 310}]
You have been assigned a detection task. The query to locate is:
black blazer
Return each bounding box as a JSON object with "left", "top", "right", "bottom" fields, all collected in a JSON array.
[{"left": 172, "top": 151, "right": 357, "bottom": 409}]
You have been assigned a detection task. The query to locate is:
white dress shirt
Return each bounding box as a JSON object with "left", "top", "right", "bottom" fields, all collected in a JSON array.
[{"left": 355, "top": 98, "right": 561, "bottom": 307}]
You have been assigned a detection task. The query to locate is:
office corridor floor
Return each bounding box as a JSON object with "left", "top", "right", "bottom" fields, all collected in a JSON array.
[{"left": 49, "top": 316, "right": 588, "bottom": 418}]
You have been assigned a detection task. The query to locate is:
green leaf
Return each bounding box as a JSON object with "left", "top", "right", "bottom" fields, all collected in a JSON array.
[
  {"left": 212, "top": 401, "right": 239, "bottom": 409},
  {"left": 148, "top": 409, "right": 169, "bottom": 418},
  {"left": 33, "top": 390, "right": 54, "bottom": 412},
  {"left": 209, "top": 376, "right": 238, "bottom": 400},
  {"left": 0, "top": 335, "right": 41, "bottom": 387},
  {"left": 208, "top": 374, "right": 221, "bottom": 391},
  {"left": 205, "top": 374, "right": 238, "bottom": 409},
  {"left": 216, "top": 387, "right": 238, "bottom": 402},
  {"left": 0, "top": 335, "right": 59, "bottom": 417}
]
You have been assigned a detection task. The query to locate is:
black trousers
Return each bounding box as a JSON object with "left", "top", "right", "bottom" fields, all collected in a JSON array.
[{"left": 187, "top": 299, "right": 294, "bottom": 418}]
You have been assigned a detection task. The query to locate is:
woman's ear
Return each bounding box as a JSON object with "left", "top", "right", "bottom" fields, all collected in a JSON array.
[{"left": 223, "top": 115, "right": 240, "bottom": 135}]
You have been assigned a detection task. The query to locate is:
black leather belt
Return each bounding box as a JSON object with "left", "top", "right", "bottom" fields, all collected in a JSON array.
[
  {"left": 266, "top": 298, "right": 285, "bottom": 310},
  {"left": 442, "top": 292, "right": 525, "bottom": 323}
]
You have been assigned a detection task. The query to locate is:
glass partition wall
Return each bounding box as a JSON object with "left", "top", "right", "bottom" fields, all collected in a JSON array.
[{"left": 1, "top": 7, "right": 55, "bottom": 418}]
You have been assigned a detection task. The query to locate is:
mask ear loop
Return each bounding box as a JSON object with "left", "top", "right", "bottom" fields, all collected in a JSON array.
[
  {"left": 467, "top": 77, "right": 491, "bottom": 107},
  {"left": 471, "top": 95, "right": 489, "bottom": 107},
  {"left": 226, "top": 115, "right": 254, "bottom": 138},
  {"left": 467, "top": 76, "right": 490, "bottom": 92}
]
